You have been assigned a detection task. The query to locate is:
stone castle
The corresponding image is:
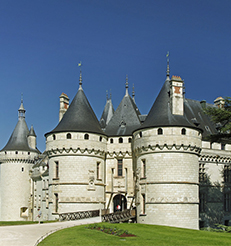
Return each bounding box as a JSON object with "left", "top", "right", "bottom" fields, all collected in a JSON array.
[{"left": 0, "top": 60, "right": 230, "bottom": 230}]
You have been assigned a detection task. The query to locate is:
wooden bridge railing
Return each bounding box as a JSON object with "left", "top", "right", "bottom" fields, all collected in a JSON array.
[
  {"left": 59, "top": 209, "right": 100, "bottom": 221},
  {"left": 102, "top": 209, "right": 136, "bottom": 223}
]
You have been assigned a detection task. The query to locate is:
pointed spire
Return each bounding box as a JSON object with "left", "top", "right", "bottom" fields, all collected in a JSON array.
[
  {"left": 110, "top": 90, "right": 112, "bottom": 99},
  {"left": 132, "top": 84, "right": 135, "bottom": 103},
  {"left": 166, "top": 51, "right": 170, "bottom": 81},
  {"left": 125, "top": 75, "right": 129, "bottom": 96},
  {"left": 78, "top": 61, "right": 83, "bottom": 89},
  {"left": 18, "top": 94, "right": 26, "bottom": 119},
  {"left": 106, "top": 90, "right": 108, "bottom": 100}
]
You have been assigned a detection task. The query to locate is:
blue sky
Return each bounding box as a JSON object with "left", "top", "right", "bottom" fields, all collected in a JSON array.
[{"left": 0, "top": 0, "right": 230, "bottom": 151}]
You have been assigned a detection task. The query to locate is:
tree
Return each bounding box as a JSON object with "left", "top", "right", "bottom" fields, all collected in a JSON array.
[{"left": 204, "top": 97, "right": 231, "bottom": 143}]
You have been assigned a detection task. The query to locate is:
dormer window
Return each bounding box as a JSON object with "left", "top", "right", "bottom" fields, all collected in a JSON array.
[
  {"left": 84, "top": 134, "right": 89, "bottom": 140},
  {"left": 158, "top": 128, "right": 163, "bottom": 135},
  {"left": 181, "top": 128, "right": 186, "bottom": 135},
  {"left": 119, "top": 137, "right": 123, "bottom": 143}
]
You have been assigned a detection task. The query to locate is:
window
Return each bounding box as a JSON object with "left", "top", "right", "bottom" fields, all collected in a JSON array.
[
  {"left": 118, "top": 159, "right": 123, "bottom": 176},
  {"left": 119, "top": 137, "right": 123, "bottom": 143},
  {"left": 142, "top": 194, "right": 146, "bottom": 214},
  {"left": 128, "top": 138, "right": 132, "bottom": 143},
  {"left": 28, "top": 152, "right": 30, "bottom": 155},
  {"left": 199, "top": 192, "right": 206, "bottom": 212},
  {"left": 110, "top": 138, "right": 113, "bottom": 143},
  {"left": 224, "top": 193, "right": 231, "bottom": 212},
  {"left": 55, "top": 161, "right": 59, "bottom": 179},
  {"left": 221, "top": 143, "right": 226, "bottom": 150},
  {"left": 84, "top": 134, "right": 89, "bottom": 140},
  {"left": 53, "top": 134, "right": 56, "bottom": 140},
  {"left": 54, "top": 193, "right": 59, "bottom": 213},
  {"left": 99, "top": 136, "right": 102, "bottom": 142},
  {"left": 15, "top": 151, "right": 18, "bottom": 154},
  {"left": 142, "top": 159, "right": 146, "bottom": 178},
  {"left": 224, "top": 165, "right": 231, "bottom": 183},
  {"left": 67, "top": 133, "right": 71, "bottom": 139},
  {"left": 22, "top": 167, "right": 24, "bottom": 172},
  {"left": 181, "top": 128, "right": 186, "bottom": 135},
  {"left": 139, "top": 132, "right": 142, "bottom": 138},
  {"left": 97, "top": 162, "right": 101, "bottom": 180},
  {"left": 20, "top": 207, "right": 28, "bottom": 217},
  {"left": 158, "top": 128, "right": 163, "bottom": 135}
]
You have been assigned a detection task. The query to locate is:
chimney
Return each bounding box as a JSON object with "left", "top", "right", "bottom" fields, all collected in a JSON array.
[
  {"left": 170, "top": 75, "right": 184, "bottom": 115},
  {"left": 59, "top": 93, "right": 69, "bottom": 121},
  {"left": 214, "top": 97, "right": 225, "bottom": 108}
]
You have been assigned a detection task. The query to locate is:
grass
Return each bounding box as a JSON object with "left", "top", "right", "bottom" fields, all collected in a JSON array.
[
  {"left": 0, "top": 220, "right": 58, "bottom": 226},
  {"left": 38, "top": 222, "right": 231, "bottom": 246}
]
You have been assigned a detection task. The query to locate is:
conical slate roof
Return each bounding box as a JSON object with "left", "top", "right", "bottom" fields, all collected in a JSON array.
[
  {"left": 140, "top": 77, "right": 199, "bottom": 130},
  {"left": 100, "top": 94, "right": 115, "bottom": 129},
  {"left": 29, "top": 125, "right": 37, "bottom": 137},
  {"left": 1, "top": 103, "right": 39, "bottom": 153},
  {"left": 46, "top": 84, "right": 106, "bottom": 136},
  {"left": 105, "top": 81, "right": 141, "bottom": 136}
]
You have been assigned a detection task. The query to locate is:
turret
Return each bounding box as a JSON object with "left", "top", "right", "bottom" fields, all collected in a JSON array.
[
  {"left": 133, "top": 56, "right": 202, "bottom": 230},
  {"left": 45, "top": 65, "right": 107, "bottom": 220},
  {"left": 28, "top": 125, "right": 37, "bottom": 149},
  {"left": 0, "top": 99, "right": 39, "bottom": 221}
]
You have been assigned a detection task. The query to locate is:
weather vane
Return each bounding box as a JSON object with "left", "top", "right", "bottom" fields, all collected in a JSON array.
[{"left": 78, "top": 61, "right": 82, "bottom": 73}]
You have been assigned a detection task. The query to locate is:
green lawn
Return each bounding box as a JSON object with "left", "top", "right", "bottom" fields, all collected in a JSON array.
[{"left": 38, "top": 222, "right": 231, "bottom": 246}]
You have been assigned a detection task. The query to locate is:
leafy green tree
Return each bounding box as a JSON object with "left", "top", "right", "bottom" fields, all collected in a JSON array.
[{"left": 204, "top": 97, "right": 231, "bottom": 142}]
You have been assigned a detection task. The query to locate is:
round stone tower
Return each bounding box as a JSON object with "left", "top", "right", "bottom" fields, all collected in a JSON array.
[
  {"left": 0, "top": 100, "right": 39, "bottom": 221},
  {"left": 45, "top": 70, "right": 107, "bottom": 220},
  {"left": 133, "top": 62, "right": 202, "bottom": 229}
]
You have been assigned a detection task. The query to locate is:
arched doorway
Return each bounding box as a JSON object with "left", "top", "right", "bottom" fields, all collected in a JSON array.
[{"left": 113, "top": 194, "right": 127, "bottom": 212}]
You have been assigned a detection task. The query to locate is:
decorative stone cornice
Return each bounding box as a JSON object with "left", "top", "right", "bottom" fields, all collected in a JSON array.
[
  {"left": 106, "top": 150, "right": 132, "bottom": 158},
  {"left": 135, "top": 143, "right": 201, "bottom": 156},
  {"left": 200, "top": 155, "right": 231, "bottom": 164},
  {"left": 0, "top": 158, "right": 34, "bottom": 164},
  {"left": 46, "top": 147, "right": 105, "bottom": 157}
]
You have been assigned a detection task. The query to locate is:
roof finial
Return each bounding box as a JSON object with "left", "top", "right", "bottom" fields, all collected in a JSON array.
[
  {"left": 78, "top": 61, "right": 82, "bottom": 89},
  {"left": 125, "top": 75, "right": 129, "bottom": 96},
  {"left": 18, "top": 93, "right": 26, "bottom": 119},
  {"left": 166, "top": 51, "right": 170, "bottom": 80},
  {"left": 106, "top": 90, "right": 108, "bottom": 100},
  {"left": 132, "top": 84, "right": 135, "bottom": 103},
  {"left": 110, "top": 89, "right": 112, "bottom": 99}
]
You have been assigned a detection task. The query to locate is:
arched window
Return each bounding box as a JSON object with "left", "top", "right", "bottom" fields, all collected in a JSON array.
[
  {"left": 53, "top": 134, "right": 56, "bottom": 140},
  {"left": 110, "top": 138, "right": 113, "bottom": 144},
  {"left": 157, "top": 128, "right": 163, "bottom": 135},
  {"left": 119, "top": 137, "right": 123, "bottom": 143},
  {"left": 128, "top": 138, "right": 132, "bottom": 143},
  {"left": 181, "top": 128, "right": 186, "bottom": 135},
  {"left": 139, "top": 132, "right": 142, "bottom": 138},
  {"left": 84, "top": 134, "right": 89, "bottom": 140},
  {"left": 99, "top": 136, "right": 102, "bottom": 142},
  {"left": 67, "top": 133, "right": 71, "bottom": 139}
]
